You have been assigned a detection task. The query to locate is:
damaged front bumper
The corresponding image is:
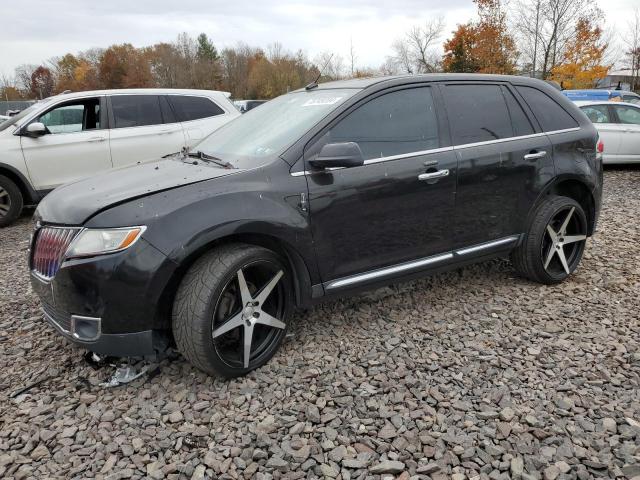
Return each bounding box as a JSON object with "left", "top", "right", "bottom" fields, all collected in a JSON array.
[
  {"left": 29, "top": 237, "right": 176, "bottom": 357},
  {"left": 40, "top": 299, "right": 156, "bottom": 356}
]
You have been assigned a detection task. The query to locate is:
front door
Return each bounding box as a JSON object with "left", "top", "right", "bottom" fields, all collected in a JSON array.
[
  {"left": 305, "top": 86, "right": 457, "bottom": 286},
  {"left": 20, "top": 97, "right": 112, "bottom": 190}
]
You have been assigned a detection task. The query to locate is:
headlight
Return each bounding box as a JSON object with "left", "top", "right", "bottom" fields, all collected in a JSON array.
[{"left": 66, "top": 227, "right": 146, "bottom": 258}]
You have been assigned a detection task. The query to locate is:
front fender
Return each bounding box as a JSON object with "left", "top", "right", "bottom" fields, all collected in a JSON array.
[{"left": 86, "top": 163, "right": 319, "bottom": 289}]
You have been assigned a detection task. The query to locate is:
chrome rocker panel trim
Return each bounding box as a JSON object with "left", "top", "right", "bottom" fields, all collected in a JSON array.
[{"left": 325, "top": 235, "right": 521, "bottom": 290}]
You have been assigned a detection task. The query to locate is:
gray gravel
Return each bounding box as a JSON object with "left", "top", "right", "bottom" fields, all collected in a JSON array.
[{"left": 1, "top": 168, "right": 639, "bottom": 480}]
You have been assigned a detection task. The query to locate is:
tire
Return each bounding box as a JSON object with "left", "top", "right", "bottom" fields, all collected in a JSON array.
[
  {"left": 172, "top": 243, "right": 293, "bottom": 378},
  {"left": 0, "top": 175, "right": 23, "bottom": 228},
  {"left": 511, "top": 195, "right": 588, "bottom": 285}
]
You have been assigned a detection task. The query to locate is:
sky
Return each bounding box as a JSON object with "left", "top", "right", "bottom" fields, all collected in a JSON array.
[{"left": 0, "top": 0, "right": 637, "bottom": 77}]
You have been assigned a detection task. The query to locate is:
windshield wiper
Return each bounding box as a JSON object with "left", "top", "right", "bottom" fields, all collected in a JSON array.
[{"left": 184, "top": 149, "right": 235, "bottom": 169}]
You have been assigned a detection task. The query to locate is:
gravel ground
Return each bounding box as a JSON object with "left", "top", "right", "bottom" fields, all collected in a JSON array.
[{"left": 0, "top": 168, "right": 639, "bottom": 480}]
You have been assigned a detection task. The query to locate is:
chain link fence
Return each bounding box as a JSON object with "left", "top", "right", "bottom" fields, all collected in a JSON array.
[{"left": 0, "top": 101, "right": 36, "bottom": 116}]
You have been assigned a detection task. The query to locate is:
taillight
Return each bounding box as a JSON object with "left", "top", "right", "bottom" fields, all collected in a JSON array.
[{"left": 595, "top": 136, "right": 604, "bottom": 162}]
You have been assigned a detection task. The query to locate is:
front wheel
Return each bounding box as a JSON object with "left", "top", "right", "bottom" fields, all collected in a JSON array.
[
  {"left": 0, "top": 175, "right": 23, "bottom": 228},
  {"left": 172, "top": 244, "right": 292, "bottom": 378},
  {"left": 511, "top": 195, "right": 588, "bottom": 284}
]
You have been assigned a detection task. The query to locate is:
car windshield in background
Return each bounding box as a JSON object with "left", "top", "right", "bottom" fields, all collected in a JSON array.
[
  {"left": 195, "top": 89, "right": 357, "bottom": 167},
  {"left": 0, "top": 101, "right": 51, "bottom": 132}
]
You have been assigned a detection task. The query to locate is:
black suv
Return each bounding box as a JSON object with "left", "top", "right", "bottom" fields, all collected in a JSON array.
[{"left": 30, "top": 75, "right": 603, "bottom": 377}]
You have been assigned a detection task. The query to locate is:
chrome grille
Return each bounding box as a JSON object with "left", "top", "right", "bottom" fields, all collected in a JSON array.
[
  {"left": 42, "top": 299, "right": 71, "bottom": 333},
  {"left": 31, "top": 226, "right": 79, "bottom": 280}
]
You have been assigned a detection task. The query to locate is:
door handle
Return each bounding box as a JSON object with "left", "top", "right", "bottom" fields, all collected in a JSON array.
[
  {"left": 524, "top": 150, "right": 547, "bottom": 161},
  {"left": 418, "top": 169, "right": 449, "bottom": 181},
  {"left": 158, "top": 129, "right": 173, "bottom": 135},
  {"left": 88, "top": 136, "right": 106, "bottom": 142}
]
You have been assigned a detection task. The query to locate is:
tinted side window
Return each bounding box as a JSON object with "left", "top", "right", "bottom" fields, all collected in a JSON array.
[
  {"left": 443, "top": 84, "right": 513, "bottom": 144},
  {"left": 169, "top": 96, "right": 224, "bottom": 122},
  {"left": 613, "top": 105, "right": 640, "bottom": 125},
  {"left": 580, "top": 105, "right": 611, "bottom": 124},
  {"left": 327, "top": 87, "right": 439, "bottom": 160},
  {"left": 515, "top": 86, "right": 579, "bottom": 131},
  {"left": 112, "top": 95, "right": 163, "bottom": 128},
  {"left": 159, "top": 96, "right": 177, "bottom": 123},
  {"left": 502, "top": 87, "right": 534, "bottom": 136}
]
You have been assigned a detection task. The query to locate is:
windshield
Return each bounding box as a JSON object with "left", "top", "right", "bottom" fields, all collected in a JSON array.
[
  {"left": 195, "top": 89, "right": 358, "bottom": 167},
  {"left": 0, "top": 100, "right": 51, "bottom": 133}
]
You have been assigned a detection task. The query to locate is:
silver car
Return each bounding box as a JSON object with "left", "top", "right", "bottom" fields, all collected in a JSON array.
[{"left": 576, "top": 100, "right": 640, "bottom": 164}]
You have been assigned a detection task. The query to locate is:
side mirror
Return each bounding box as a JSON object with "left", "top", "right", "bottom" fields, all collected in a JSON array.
[
  {"left": 24, "top": 122, "right": 47, "bottom": 137},
  {"left": 309, "top": 142, "right": 365, "bottom": 169}
]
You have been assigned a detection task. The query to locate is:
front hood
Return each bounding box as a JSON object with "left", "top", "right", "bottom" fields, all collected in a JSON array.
[{"left": 36, "top": 158, "right": 242, "bottom": 225}]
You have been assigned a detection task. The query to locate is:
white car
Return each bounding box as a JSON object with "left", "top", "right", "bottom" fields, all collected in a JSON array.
[
  {"left": 575, "top": 100, "right": 640, "bottom": 164},
  {"left": 0, "top": 89, "right": 240, "bottom": 226}
]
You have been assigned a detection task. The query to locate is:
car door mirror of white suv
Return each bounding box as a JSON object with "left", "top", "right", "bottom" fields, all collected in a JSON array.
[{"left": 23, "top": 122, "right": 47, "bottom": 137}]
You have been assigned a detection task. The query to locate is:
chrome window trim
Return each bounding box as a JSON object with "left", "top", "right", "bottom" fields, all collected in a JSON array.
[
  {"left": 325, "top": 235, "right": 521, "bottom": 290},
  {"left": 453, "top": 127, "right": 581, "bottom": 151},
  {"left": 290, "top": 127, "right": 581, "bottom": 176},
  {"left": 363, "top": 146, "right": 454, "bottom": 165}
]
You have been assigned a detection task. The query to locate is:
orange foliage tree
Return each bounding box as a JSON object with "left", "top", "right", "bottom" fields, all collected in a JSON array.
[
  {"left": 443, "top": 0, "right": 518, "bottom": 74},
  {"left": 550, "top": 18, "right": 609, "bottom": 89}
]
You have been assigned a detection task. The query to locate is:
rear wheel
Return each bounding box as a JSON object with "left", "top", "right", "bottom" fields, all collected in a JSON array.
[
  {"left": 172, "top": 244, "right": 292, "bottom": 377},
  {"left": 511, "top": 195, "right": 588, "bottom": 284},
  {"left": 0, "top": 175, "right": 23, "bottom": 228}
]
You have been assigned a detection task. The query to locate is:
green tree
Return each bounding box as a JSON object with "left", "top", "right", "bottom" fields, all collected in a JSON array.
[{"left": 197, "top": 33, "right": 218, "bottom": 61}]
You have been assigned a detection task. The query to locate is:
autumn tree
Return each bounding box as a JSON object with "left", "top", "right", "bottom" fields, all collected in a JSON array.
[
  {"left": 30, "top": 66, "right": 55, "bottom": 98},
  {"left": 99, "top": 44, "right": 153, "bottom": 88},
  {"left": 512, "top": 0, "right": 600, "bottom": 78},
  {"left": 550, "top": 18, "right": 609, "bottom": 88},
  {"left": 442, "top": 0, "right": 517, "bottom": 74},
  {"left": 442, "top": 24, "right": 479, "bottom": 73},
  {"left": 3, "top": 33, "right": 323, "bottom": 99},
  {"left": 473, "top": 0, "right": 518, "bottom": 74}
]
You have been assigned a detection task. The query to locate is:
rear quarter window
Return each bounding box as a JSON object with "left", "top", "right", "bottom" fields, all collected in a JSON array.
[
  {"left": 169, "top": 96, "right": 225, "bottom": 122},
  {"left": 516, "top": 86, "right": 579, "bottom": 132}
]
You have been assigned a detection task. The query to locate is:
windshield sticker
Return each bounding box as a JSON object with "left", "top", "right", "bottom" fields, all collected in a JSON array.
[{"left": 302, "top": 97, "right": 344, "bottom": 107}]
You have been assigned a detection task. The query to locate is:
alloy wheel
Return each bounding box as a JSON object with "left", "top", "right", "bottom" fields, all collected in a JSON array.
[
  {"left": 0, "top": 187, "right": 10, "bottom": 218},
  {"left": 541, "top": 206, "right": 587, "bottom": 276},
  {"left": 211, "top": 261, "right": 286, "bottom": 369}
]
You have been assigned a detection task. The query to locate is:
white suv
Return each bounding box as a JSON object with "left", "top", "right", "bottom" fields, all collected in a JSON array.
[{"left": 0, "top": 89, "right": 240, "bottom": 226}]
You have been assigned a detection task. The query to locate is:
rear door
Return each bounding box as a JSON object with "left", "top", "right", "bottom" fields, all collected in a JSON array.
[
  {"left": 578, "top": 104, "right": 621, "bottom": 160},
  {"left": 108, "top": 94, "right": 186, "bottom": 168},
  {"left": 167, "top": 94, "right": 233, "bottom": 148},
  {"left": 442, "top": 82, "right": 553, "bottom": 249},
  {"left": 610, "top": 104, "right": 640, "bottom": 162},
  {"left": 306, "top": 85, "right": 457, "bottom": 286},
  {"left": 20, "top": 96, "right": 112, "bottom": 190}
]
